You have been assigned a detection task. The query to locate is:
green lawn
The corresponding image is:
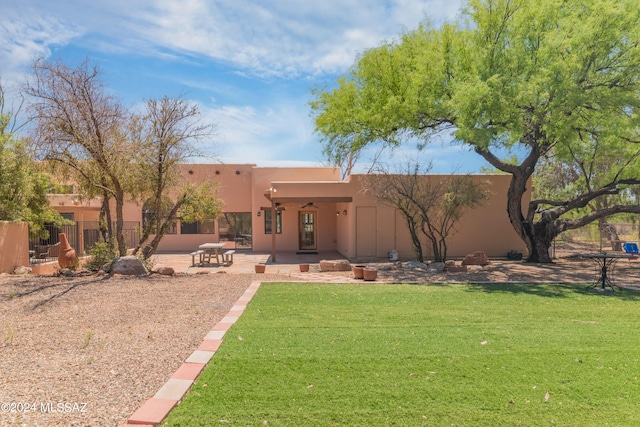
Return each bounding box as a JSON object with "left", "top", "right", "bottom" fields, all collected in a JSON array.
[{"left": 163, "top": 283, "right": 640, "bottom": 426}]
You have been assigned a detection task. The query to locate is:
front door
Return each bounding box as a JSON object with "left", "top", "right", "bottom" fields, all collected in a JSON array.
[{"left": 299, "top": 212, "right": 317, "bottom": 250}]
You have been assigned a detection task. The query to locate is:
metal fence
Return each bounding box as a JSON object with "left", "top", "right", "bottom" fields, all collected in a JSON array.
[{"left": 29, "top": 221, "right": 140, "bottom": 265}]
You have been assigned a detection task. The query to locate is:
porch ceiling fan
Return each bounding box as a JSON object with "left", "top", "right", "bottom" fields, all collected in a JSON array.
[{"left": 300, "top": 202, "right": 316, "bottom": 209}]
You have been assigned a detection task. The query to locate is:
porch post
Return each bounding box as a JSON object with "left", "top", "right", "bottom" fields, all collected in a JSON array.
[{"left": 270, "top": 198, "right": 277, "bottom": 262}]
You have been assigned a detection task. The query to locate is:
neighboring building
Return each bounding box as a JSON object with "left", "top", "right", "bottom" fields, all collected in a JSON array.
[{"left": 46, "top": 164, "right": 529, "bottom": 261}]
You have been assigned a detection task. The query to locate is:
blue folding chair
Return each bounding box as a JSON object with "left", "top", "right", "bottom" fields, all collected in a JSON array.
[{"left": 622, "top": 242, "right": 639, "bottom": 259}]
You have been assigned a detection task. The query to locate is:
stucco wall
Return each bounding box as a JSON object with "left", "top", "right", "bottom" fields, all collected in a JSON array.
[{"left": 0, "top": 222, "right": 29, "bottom": 273}]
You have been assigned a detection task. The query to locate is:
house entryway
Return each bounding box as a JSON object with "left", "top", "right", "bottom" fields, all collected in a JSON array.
[{"left": 299, "top": 212, "right": 317, "bottom": 251}]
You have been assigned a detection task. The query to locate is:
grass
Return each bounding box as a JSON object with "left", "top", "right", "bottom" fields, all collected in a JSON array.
[{"left": 163, "top": 283, "right": 640, "bottom": 426}]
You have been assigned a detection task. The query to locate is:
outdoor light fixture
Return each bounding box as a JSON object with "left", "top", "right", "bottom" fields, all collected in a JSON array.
[
  {"left": 343, "top": 209, "right": 347, "bottom": 216},
  {"left": 257, "top": 211, "right": 261, "bottom": 217},
  {"left": 336, "top": 211, "right": 340, "bottom": 216}
]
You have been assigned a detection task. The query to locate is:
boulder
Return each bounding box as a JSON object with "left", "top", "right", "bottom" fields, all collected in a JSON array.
[
  {"left": 447, "top": 265, "right": 468, "bottom": 273},
  {"left": 462, "top": 251, "right": 489, "bottom": 266},
  {"left": 110, "top": 256, "right": 148, "bottom": 276},
  {"left": 319, "top": 259, "right": 352, "bottom": 272},
  {"left": 154, "top": 266, "right": 175, "bottom": 276},
  {"left": 403, "top": 261, "right": 428, "bottom": 269},
  {"left": 429, "top": 262, "right": 445, "bottom": 272}
]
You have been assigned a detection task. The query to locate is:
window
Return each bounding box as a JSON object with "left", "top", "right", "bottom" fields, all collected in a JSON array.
[
  {"left": 142, "top": 200, "right": 176, "bottom": 234},
  {"left": 264, "top": 209, "right": 282, "bottom": 234},
  {"left": 219, "top": 213, "right": 252, "bottom": 249},
  {"left": 180, "top": 219, "right": 215, "bottom": 234}
]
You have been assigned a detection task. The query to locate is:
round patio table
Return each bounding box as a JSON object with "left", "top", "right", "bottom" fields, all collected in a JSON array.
[{"left": 576, "top": 252, "right": 634, "bottom": 292}]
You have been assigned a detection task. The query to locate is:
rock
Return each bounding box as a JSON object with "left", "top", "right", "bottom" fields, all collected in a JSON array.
[
  {"left": 13, "top": 266, "right": 31, "bottom": 275},
  {"left": 110, "top": 256, "right": 148, "bottom": 276},
  {"left": 462, "top": 251, "right": 489, "bottom": 266},
  {"left": 154, "top": 266, "right": 175, "bottom": 276},
  {"left": 58, "top": 233, "right": 79, "bottom": 269},
  {"left": 447, "top": 265, "right": 468, "bottom": 273},
  {"left": 402, "top": 261, "right": 428, "bottom": 269},
  {"left": 58, "top": 268, "right": 74, "bottom": 277},
  {"left": 467, "top": 265, "right": 484, "bottom": 272},
  {"left": 430, "top": 262, "right": 445, "bottom": 272},
  {"left": 319, "top": 259, "right": 351, "bottom": 272}
]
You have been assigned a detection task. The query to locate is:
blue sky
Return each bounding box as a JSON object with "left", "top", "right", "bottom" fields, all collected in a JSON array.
[{"left": 0, "top": 0, "right": 500, "bottom": 173}]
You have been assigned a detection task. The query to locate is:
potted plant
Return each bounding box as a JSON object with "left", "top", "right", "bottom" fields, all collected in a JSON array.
[
  {"left": 299, "top": 263, "right": 310, "bottom": 272},
  {"left": 255, "top": 264, "right": 266, "bottom": 273},
  {"left": 353, "top": 265, "right": 366, "bottom": 279}
]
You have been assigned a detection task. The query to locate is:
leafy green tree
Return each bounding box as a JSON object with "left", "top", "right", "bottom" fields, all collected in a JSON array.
[
  {"left": 311, "top": 0, "right": 640, "bottom": 262},
  {"left": 0, "top": 83, "right": 63, "bottom": 237}
]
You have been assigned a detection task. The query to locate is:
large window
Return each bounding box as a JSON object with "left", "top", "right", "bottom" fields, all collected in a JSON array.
[
  {"left": 264, "top": 209, "right": 282, "bottom": 234},
  {"left": 180, "top": 219, "right": 215, "bottom": 234},
  {"left": 142, "top": 199, "right": 176, "bottom": 234},
  {"left": 218, "top": 213, "right": 252, "bottom": 249}
]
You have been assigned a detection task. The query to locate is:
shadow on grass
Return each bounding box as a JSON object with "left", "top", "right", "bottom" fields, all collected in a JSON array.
[{"left": 461, "top": 281, "right": 640, "bottom": 301}]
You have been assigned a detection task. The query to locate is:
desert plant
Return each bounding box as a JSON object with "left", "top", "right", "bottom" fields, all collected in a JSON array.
[{"left": 85, "top": 241, "right": 117, "bottom": 272}]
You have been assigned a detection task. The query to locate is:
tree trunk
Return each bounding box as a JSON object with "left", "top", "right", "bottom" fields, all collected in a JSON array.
[
  {"left": 598, "top": 219, "right": 621, "bottom": 251},
  {"left": 114, "top": 190, "right": 127, "bottom": 256}
]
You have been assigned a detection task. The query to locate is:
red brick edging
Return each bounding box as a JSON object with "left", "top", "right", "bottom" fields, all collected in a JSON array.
[{"left": 120, "top": 281, "right": 262, "bottom": 426}]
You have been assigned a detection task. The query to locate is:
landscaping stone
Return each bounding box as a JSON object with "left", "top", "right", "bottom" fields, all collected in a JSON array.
[
  {"left": 319, "top": 259, "right": 351, "bottom": 271},
  {"left": 155, "top": 266, "right": 175, "bottom": 276},
  {"left": 111, "top": 256, "right": 148, "bottom": 276},
  {"left": 403, "top": 261, "right": 427, "bottom": 269},
  {"left": 13, "top": 266, "right": 31, "bottom": 275},
  {"left": 447, "top": 264, "right": 468, "bottom": 273},
  {"left": 462, "top": 251, "right": 489, "bottom": 266},
  {"left": 429, "top": 262, "right": 445, "bottom": 272}
]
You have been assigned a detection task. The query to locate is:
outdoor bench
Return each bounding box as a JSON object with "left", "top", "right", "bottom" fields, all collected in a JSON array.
[
  {"left": 223, "top": 250, "right": 235, "bottom": 266},
  {"left": 190, "top": 250, "right": 204, "bottom": 266}
]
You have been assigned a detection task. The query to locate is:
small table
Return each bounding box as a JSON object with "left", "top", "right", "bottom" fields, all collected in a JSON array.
[
  {"left": 577, "top": 252, "right": 633, "bottom": 291},
  {"left": 198, "top": 243, "right": 225, "bottom": 265}
]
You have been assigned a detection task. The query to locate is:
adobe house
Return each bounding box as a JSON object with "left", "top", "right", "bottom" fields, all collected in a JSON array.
[{"left": 46, "top": 164, "right": 529, "bottom": 261}]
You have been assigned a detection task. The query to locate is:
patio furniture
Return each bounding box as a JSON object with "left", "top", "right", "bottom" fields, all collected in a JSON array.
[
  {"left": 190, "top": 250, "right": 204, "bottom": 266},
  {"left": 223, "top": 250, "right": 235, "bottom": 266},
  {"left": 199, "top": 243, "right": 225, "bottom": 265},
  {"left": 622, "top": 242, "right": 639, "bottom": 259},
  {"left": 578, "top": 252, "right": 632, "bottom": 292}
]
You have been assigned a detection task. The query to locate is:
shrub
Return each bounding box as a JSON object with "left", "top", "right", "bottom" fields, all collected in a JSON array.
[{"left": 85, "top": 241, "right": 117, "bottom": 272}]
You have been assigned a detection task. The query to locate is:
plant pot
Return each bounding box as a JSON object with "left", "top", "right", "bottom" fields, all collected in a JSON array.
[
  {"left": 363, "top": 268, "right": 378, "bottom": 281},
  {"left": 299, "top": 263, "right": 310, "bottom": 272},
  {"left": 255, "top": 264, "right": 266, "bottom": 273},
  {"left": 353, "top": 265, "right": 366, "bottom": 279}
]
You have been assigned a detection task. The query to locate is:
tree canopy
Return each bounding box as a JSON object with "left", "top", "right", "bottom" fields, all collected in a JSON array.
[
  {"left": 0, "top": 83, "right": 63, "bottom": 237},
  {"left": 311, "top": 0, "right": 640, "bottom": 262}
]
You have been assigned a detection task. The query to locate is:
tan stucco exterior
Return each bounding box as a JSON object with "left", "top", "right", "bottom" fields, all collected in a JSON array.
[
  {"left": 46, "top": 164, "right": 530, "bottom": 261},
  {"left": 0, "top": 221, "right": 29, "bottom": 273}
]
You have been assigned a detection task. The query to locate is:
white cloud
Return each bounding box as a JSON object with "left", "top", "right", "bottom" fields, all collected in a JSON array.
[
  {"left": 0, "top": 8, "right": 81, "bottom": 87},
  {"left": 198, "top": 99, "right": 321, "bottom": 165},
  {"left": 1, "top": 0, "right": 463, "bottom": 81}
]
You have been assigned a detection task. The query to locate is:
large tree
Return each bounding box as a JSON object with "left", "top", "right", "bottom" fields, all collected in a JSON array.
[
  {"left": 131, "top": 96, "right": 223, "bottom": 259},
  {"left": 311, "top": 0, "right": 640, "bottom": 262},
  {"left": 24, "top": 58, "right": 134, "bottom": 256}
]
